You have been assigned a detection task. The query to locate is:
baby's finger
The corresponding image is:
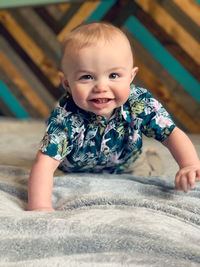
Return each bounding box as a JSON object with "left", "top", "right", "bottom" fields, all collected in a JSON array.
[
  {"left": 175, "top": 172, "right": 181, "bottom": 190},
  {"left": 180, "top": 176, "right": 189, "bottom": 193},
  {"left": 188, "top": 171, "right": 196, "bottom": 189},
  {"left": 196, "top": 170, "right": 200, "bottom": 181}
]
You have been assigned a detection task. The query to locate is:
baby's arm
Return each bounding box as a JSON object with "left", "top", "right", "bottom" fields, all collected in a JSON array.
[
  {"left": 28, "top": 151, "right": 60, "bottom": 211},
  {"left": 162, "top": 127, "right": 200, "bottom": 193}
]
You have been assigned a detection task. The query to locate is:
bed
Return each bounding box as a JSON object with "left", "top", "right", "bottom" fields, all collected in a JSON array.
[{"left": 0, "top": 118, "right": 200, "bottom": 266}]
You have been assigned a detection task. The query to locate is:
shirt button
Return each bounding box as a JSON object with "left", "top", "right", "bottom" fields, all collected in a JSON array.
[{"left": 97, "top": 116, "right": 103, "bottom": 121}]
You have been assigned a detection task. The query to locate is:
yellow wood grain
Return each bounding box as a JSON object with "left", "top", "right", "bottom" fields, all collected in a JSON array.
[
  {"left": 135, "top": 0, "right": 200, "bottom": 65},
  {"left": 58, "top": 3, "right": 70, "bottom": 12},
  {"left": 135, "top": 55, "right": 200, "bottom": 133},
  {"left": 0, "top": 10, "right": 59, "bottom": 87},
  {"left": 58, "top": 1, "right": 100, "bottom": 41},
  {"left": 0, "top": 50, "right": 50, "bottom": 118},
  {"left": 173, "top": 0, "right": 200, "bottom": 26}
]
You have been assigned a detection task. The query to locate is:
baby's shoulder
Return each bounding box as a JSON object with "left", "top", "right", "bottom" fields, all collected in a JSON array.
[
  {"left": 129, "top": 84, "right": 151, "bottom": 100},
  {"left": 126, "top": 85, "right": 161, "bottom": 116}
]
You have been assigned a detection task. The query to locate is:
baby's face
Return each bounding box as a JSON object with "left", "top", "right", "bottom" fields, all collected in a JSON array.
[{"left": 61, "top": 34, "right": 138, "bottom": 120}]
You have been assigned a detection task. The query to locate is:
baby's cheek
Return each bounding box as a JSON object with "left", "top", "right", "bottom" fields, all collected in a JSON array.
[{"left": 72, "top": 91, "right": 85, "bottom": 103}]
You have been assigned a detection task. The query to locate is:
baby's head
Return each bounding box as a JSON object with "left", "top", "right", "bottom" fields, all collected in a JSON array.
[
  {"left": 60, "top": 21, "right": 135, "bottom": 71},
  {"left": 60, "top": 21, "right": 138, "bottom": 120}
]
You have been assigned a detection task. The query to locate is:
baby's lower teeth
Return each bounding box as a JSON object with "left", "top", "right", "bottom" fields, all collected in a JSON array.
[{"left": 98, "top": 99, "right": 107, "bottom": 103}]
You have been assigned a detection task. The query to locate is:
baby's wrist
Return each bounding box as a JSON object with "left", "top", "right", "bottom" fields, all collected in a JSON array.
[
  {"left": 179, "top": 161, "right": 200, "bottom": 169},
  {"left": 28, "top": 206, "right": 54, "bottom": 211}
]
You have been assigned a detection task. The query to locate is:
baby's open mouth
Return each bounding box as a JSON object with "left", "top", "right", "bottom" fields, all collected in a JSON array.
[{"left": 90, "top": 98, "right": 111, "bottom": 103}]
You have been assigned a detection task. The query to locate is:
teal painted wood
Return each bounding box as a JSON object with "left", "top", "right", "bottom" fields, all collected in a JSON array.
[
  {"left": 0, "top": 36, "right": 55, "bottom": 109},
  {"left": 0, "top": 80, "right": 29, "bottom": 118},
  {"left": 85, "top": 0, "right": 117, "bottom": 22},
  {"left": 126, "top": 31, "right": 200, "bottom": 119},
  {"left": 125, "top": 16, "right": 200, "bottom": 104},
  {"left": 0, "top": 0, "right": 72, "bottom": 9}
]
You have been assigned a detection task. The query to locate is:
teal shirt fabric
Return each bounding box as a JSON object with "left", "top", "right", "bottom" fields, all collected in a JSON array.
[{"left": 40, "top": 85, "right": 175, "bottom": 174}]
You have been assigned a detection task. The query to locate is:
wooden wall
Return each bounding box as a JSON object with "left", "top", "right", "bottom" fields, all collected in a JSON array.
[{"left": 0, "top": 0, "right": 199, "bottom": 132}]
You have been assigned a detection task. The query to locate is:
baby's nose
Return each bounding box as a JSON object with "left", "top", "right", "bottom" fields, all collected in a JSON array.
[{"left": 93, "top": 82, "right": 108, "bottom": 93}]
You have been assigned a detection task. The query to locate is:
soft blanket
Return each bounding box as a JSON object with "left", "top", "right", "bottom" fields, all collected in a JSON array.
[{"left": 0, "top": 164, "right": 200, "bottom": 267}]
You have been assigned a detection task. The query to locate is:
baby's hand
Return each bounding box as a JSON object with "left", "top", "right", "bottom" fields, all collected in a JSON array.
[{"left": 175, "top": 164, "right": 200, "bottom": 193}]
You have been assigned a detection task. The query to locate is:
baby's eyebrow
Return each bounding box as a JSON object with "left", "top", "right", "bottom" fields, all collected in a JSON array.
[
  {"left": 75, "top": 67, "right": 126, "bottom": 76},
  {"left": 108, "top": 67, "right": 126, "bottom": 72},
  {"left": 75, "top": 69, "right": 94, "bottom": 75}
]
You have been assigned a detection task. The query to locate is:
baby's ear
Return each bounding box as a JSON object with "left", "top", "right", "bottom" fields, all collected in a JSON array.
[
  {"left": 58, "top": 72, "right": 71, "bottom": 93},
  {"left": 131, "top": 67, "right": 139, "bottom": 82}
]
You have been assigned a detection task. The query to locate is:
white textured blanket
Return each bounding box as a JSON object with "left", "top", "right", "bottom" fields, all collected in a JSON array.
[
  {"left": 0, "top": 165, "right": 200, "bottom": 267},
  {"left": 0, "top": 119, "right": 200, "bottom": 266}
]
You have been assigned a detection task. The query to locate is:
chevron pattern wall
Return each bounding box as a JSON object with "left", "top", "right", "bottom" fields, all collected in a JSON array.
[{"left": 0, "top": 0, "right": 200, "bottom": 132}]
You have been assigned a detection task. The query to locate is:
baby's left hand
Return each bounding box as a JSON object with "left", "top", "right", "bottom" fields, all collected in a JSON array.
[{"left": 175, "top": 163, "right": 200, "bottom": 193}]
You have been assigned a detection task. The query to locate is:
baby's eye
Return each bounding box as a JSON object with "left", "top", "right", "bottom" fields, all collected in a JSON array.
[
  {"left": 109, "top": 73, "right": 119, "bottom": 79},
  {"left": 80, "top": 74, "right": 93, "bottom": 80}
]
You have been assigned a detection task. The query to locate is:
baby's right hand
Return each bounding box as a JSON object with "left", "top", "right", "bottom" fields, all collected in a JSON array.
[{"left": 175, "top": 164, "right": 200, "bottom": 193}]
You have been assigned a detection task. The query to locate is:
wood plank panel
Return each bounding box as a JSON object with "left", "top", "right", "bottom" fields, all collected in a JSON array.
[
  {"left": 0, "top": 36, "right": 55, "bottom": 109},
  {"left": 34, "top": 7, "right": 62, "bottom": 34},
  {"left": 135, "top": 0, "right": 200, "bottom": 65},
  {"left": 125, "top": 16, "right": 200, "bottom": 104},
  {"left": 0, "top": 22, "right": 62, "bottom": 99},
  {"left": 103, "top": 0, "right": 137, "bottom": 26},
  {"left": 0, "top": 10, "right": 60, "bottom": 86},
  {"left": 173, "top": 0, "right": 200, "bottom": 26},
  {"left": 124, "top": 28, "right": 200, "bottom": 122},
  {"left": 58, "top": 1, "right": 100, "bottom": 41},
  {"left": 131, "top": 2, "right": 200, "bottom": 82},
  {"left": 58, "top": 2, "right": 82, "bottom": 29},
  {"left": 0, "top": 1, "right": 199, "bottom": 131},
  {"left": 159, "top": 0, "right": 200, "bottom": 43},
  {"left": 85, "top": 0, "right": 117, "bottom": 22},
  {"left": 58, "top": 3, "right": 70, "bottom": 12},
  {"left": 0, "top": 98, "right": 15, "bottom": 117},
  {"left": 10, "top": 8, "right": 60, "bottom": 68},
  {"left": 134, "top": 56, "right": 200, "bottom": 133},
  {"left": 18, "top": 8, "right": 60, "bottom": 65},
  {"left": 47, "top": 5, "right": 65, "bottom": 20},
  {"left": 0, "top": 80, "right": 29, "bottom": 118},
  {"left": 0, "top": 68, "right": 41, "bottom": 118},
  {"left": 0, "top": 51, "right": 50, "bottom": 118}
]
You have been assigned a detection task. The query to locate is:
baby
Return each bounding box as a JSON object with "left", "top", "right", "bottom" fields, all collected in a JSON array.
[{"left": 28, "top": 22, "right": 200, "bottom": 211}]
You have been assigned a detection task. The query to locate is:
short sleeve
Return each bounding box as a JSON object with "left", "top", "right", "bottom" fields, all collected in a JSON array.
[
  {"left": 140, "top": 91, "right": 175, "bottom": 142},
  {"left": 39, "top": 107, "right": 72, "bottom": 161}
]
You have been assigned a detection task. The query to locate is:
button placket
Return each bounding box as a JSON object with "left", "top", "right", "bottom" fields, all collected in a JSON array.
[{"left": 98, "top": 123, "right": 112, "bottom": 166}]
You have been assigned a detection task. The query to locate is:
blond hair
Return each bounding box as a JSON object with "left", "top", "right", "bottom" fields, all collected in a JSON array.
[{"left": 60, "top": 21, "right": 133, "bottom": 69}]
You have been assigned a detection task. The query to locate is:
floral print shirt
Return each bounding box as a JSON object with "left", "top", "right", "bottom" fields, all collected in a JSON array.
[{"left": 40, "top": 85, "right": 175, "bottom": 174}]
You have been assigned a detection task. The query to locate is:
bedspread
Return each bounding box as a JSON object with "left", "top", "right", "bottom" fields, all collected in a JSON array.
[
  {"left": 0, "top": 119, "right": 200, "bottom": 266},
  {"left": 0, "top": 164, "right": 200, "bottom": 266}
]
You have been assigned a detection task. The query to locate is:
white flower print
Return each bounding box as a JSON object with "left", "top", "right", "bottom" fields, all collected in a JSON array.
[{"left": 155, "top": 116, "right": 174, "bottom": 128}]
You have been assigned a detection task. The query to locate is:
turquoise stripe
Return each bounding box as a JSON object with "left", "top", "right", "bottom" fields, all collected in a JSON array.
[
  {"left": 57, "top": 51, "right": 61, "bottom": 59},
  {"left": 85, "top": 0, "right": 117, "bottom": 22},
  {"left": 0, "top": 80, "right": 29, "bottom": 118},
  {"left": 195, "top": 0, "right": 200, "bottom": 4},
  {"left": 125, "top": 16, "right": 200, "bottom": 103}
]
